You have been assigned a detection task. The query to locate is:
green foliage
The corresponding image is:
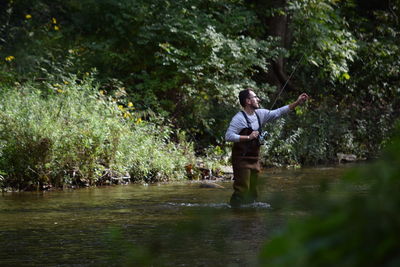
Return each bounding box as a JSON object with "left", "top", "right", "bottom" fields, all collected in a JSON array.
[
  {"left": 291, "top": 99, "right": 356, "bottom": 165},
  {"left": 0, "top": 0, "right": 66, "bottom": 78},
  {"left": 0, "top": 0, "right": 281, "bottom": 148},
  {"left": 154, "top": 27, "right": 280, "bottom": 145},
  {"left": 339, "top": 3, "right": 400, "bottom": 158},
  {"left": 1, "top": 0, "right": 399, "bottom": 167},
  {"left": 201, "top": 144, "right": 231, "bottom": 171},
  {"left": 261, "top": 96, "right": 392, "bottom": 166},
  {"left": 259, "top": 121, "right": 400, "bottom": 266},
  {"left": 261, "top": 0, "right": 400, "bottom": 165},
  {"left": 0, "top": 75, "right": 194, "bottom": 190},
  {"left": 261, "top": 118, "right": 302, "bottom": 167},
  {"left": 287, "top": 0, "right": 358, "bottom": 82},
  {"left": 260, "top": 99, "right": 350, "bottom": 166}
]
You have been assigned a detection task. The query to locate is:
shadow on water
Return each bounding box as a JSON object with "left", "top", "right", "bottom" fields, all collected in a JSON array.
[{"left": 0, "top": 165, "right": 353, "bottom": 266}]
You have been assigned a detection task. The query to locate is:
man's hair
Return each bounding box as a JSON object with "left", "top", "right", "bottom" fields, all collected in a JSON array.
[{"left": 238, "top": 88, "right": 253, "bottom": 107}]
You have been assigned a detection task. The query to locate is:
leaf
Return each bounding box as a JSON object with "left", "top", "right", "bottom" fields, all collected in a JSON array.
[
  {"left": 342, "top": 72, "right": 350, "bottom": 80},
  {"left": 310, "top": 59, "right": 319, "bottom": 66}
]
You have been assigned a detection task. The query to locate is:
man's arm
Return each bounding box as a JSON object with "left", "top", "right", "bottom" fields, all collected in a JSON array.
[
  {"left": 225, "top": 124, "right": 259, "bottom": 142},
  {"left": 259, "top": 93, "right": 309, "bottom": 124},
  {"left": 239, "top": 131, "right": 259, "bottom": 141}
]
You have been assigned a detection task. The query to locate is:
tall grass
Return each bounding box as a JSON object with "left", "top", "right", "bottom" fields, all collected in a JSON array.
[{"left": 0, "top": 75, "right": 194, "bottom": 190}]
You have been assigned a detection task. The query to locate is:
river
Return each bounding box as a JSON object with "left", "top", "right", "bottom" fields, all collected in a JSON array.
[{"left": 0, "top": 166, "right": 351, "bottom": 266}]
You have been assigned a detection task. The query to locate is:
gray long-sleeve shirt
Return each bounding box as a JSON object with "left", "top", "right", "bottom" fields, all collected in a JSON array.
[{"left": 225, "top": 105, "right": 290, "bottom": 142}]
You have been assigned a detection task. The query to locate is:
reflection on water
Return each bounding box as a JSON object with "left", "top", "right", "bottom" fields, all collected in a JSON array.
[{"left": 0, "top": 166, "right": 351, "bottom": 266}]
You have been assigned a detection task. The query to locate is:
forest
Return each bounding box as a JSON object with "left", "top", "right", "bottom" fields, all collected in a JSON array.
[{"left": 1, "top": 0, "right": 399, "bottom": 189}]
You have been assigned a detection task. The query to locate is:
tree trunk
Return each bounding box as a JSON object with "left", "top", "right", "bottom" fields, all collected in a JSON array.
[{"left": 252, "top": 0, "right": 296, "bottom": 92}]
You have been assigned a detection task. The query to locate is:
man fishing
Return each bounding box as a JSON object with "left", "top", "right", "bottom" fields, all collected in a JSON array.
[{"left": 225, "top": 88, "right": 309, "bottom": 207}]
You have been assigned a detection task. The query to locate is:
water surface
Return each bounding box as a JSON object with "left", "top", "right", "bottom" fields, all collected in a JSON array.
[{"left": 0, "top": 166, "right": 352, "bottom": 266}]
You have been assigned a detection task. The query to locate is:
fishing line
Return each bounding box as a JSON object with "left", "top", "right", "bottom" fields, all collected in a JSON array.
[{"left": 267, "top": 54, "right": 305, "bottom": 110}]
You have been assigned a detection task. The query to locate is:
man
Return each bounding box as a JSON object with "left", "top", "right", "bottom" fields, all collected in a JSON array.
[{"left": 225, "top": 88, "right": 309, "bottom": 207}]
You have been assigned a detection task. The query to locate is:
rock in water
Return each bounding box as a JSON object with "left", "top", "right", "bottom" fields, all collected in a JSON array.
[
  {"left": 337, "top": 153, "right": 357, "bottom": 164},
  {"left": 219, "top": 165, "right": 233, "bottom": 174}
]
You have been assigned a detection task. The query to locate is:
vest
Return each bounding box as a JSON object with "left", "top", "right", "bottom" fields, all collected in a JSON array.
[{"left": 231, "top": 111, "right": 262, "bottom": 171}]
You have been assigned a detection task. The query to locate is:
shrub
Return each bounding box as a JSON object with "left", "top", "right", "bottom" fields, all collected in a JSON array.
[{"left": 0, "top": 74, "right": 194, "bottom": 190}]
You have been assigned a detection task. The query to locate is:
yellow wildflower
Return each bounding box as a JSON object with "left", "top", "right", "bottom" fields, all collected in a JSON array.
[
  {"left": 52, "top": 18, "right": 57, "bottom": 24},
  {"left": 136, "top": 118, "right": 142, "bottom": 124},
  {"left": 128, "top": 102, "right": 134, "bottom": 107},
  {"left": 53, "top": 83, "right": 61, "bottom": 87},
  {"left": 63, "top": 81, "right": 69, "bottom": 85},
  {"left": 99, "top": 90, "right": 104, "bottom": 95},
  {"left": 57, "top": 89, "right": 63, "bottom": 93},
  {"left": 118, "top": 105, "right": 124, "bottom": 111},
  {"left": 54, "top": 25, "right": 60, "bottom": 31},
  {"left": 5, "top": 56, "right": 15, "bottom": 62},
  {"left": 25, "top": 14, "right": 32, "bottom": 19},
  {"left": 123, "top": 112, "right": 131, "bottom": 118}
]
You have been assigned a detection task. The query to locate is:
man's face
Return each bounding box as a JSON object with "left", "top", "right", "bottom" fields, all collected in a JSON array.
[{"left": 247, "top": 91, "right": 260, "bottom": 109}]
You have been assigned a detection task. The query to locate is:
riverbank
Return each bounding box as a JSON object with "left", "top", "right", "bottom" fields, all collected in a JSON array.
[
  {"left": 2, "top": 160, "right": 366, "bottom": 193},
  {"left": 0, "top": 162, "right": 232, "bottom": 192}
]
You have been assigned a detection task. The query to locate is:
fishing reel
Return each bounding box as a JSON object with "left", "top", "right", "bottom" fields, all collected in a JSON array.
[{"left": 258, "top": 131, "right": 268, "bottom": 145}]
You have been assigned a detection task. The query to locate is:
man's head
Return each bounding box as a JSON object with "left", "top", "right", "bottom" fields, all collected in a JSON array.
[{"left": 239, "top": 88, "right": 260, "bottom": 109}]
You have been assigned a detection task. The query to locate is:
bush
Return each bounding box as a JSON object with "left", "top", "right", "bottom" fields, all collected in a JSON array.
[{"left": 0, "top": 74, "right": 194, "bottom": 190}]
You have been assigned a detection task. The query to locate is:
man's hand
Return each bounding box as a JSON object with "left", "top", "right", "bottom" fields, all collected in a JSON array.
[
  {"left": 297, "top": 93, "right": 309, "bottom": 105},
  {"left": 249, "top": 131, "right": 259, "bottom": 140},
  {"left": 241, "top": 131, "right": 259, "bottom": 141},
  {"left": 289, "top": 93, "right": 309, "bottom": 110}
]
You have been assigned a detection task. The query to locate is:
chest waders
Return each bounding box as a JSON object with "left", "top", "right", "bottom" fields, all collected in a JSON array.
[{"left": 230, "top": 111, "right": 263, "bottom": 207}]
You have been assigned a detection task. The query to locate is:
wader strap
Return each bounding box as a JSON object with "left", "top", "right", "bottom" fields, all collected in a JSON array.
[
  {"left": 240, "top": 111, "right": 253, "bottom": 130},
  {"left": 240, "top": 111, "right": 263, "bottom": 132},
  {"left": 255, "top": 112, "right": 263, "bottom": 133}
]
